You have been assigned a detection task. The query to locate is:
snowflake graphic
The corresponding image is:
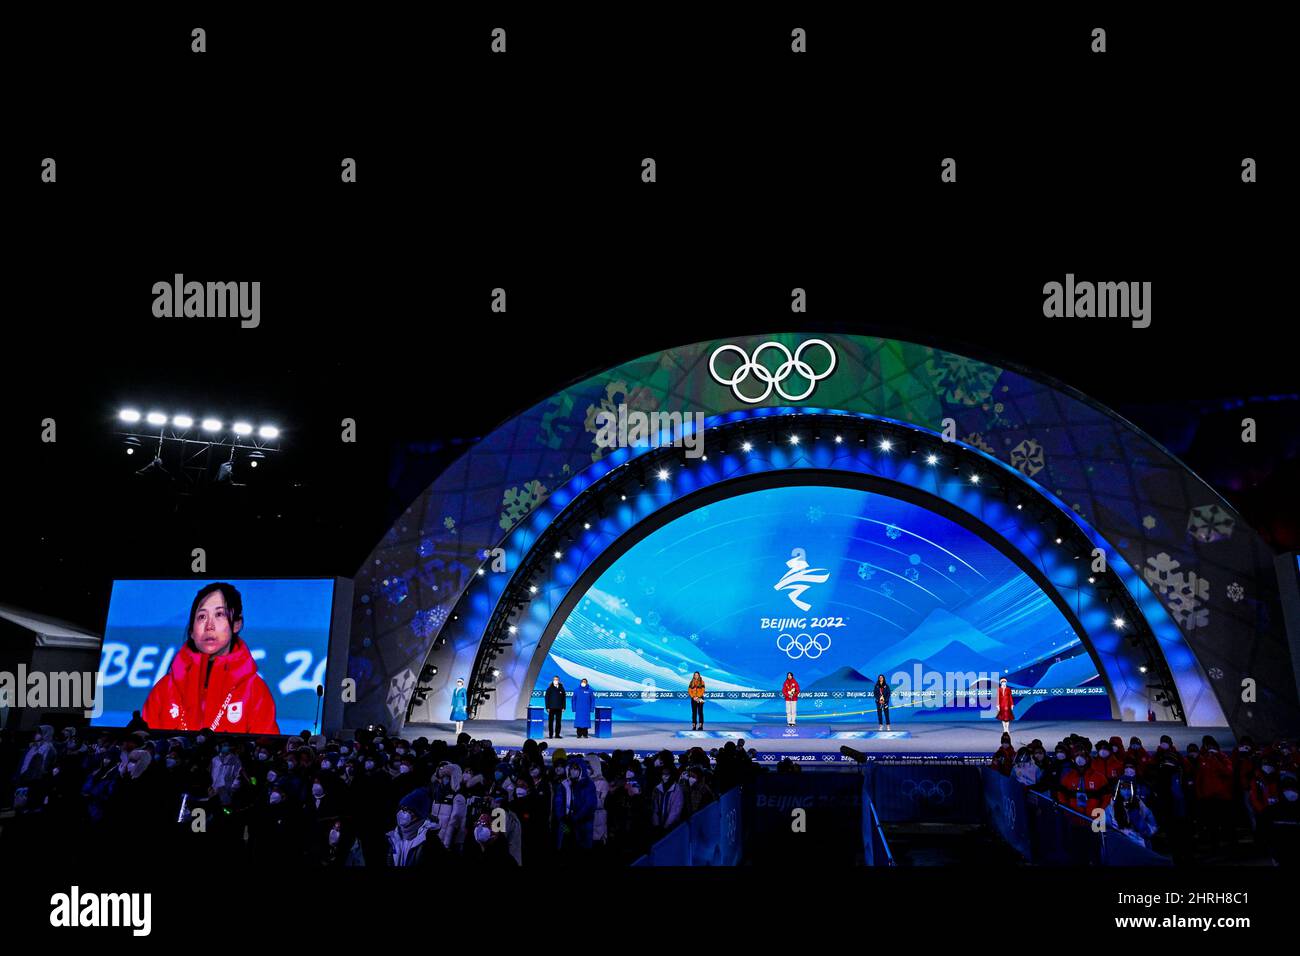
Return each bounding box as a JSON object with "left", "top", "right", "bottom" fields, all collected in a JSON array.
[
  {"left": 879, "top": 581, "right": 895, "bottom": 598},
  {"left": 380, "top": 576, "right": 409, "bottom": 606},
  {"left": 903, "top": 567, "right": 920, "bottom": 583},
  {"left": 807, "top": 505, "right": 824, "bottom": 523},
  {"left": 885, "top": 524, "right": 903, "bottom": 540},
  {"left": 1142, "top": 515, "right": 1157, "bottom": 530},
  {"left": 1187, "top": 505, "right": 1235, "bottom": 543},
  {"left": 1009, "top": 438, "right": 1046, "bottom": 477},
  {"left": 1226, "top": 582, "right": 1245, "bottom": 603},
  {"left": 584, "top": 380, "right": 659, "bottom": 461},
  {"left": 613, "top": 568, "right": 627, "bottom": 585},
  {"left": 948, "top": 565, "right": 957, "bottom": 573},
  {"left": 386, "top": 668, "right": 417, "bottom": 720},
  {"left": 500, "top": 479, "right": 549, "bottom": 530},
  {"left": 931, "top": 355, "right": 1001, "bottom": 406},
  {"left": 410, "top": 606, "right": 448, "bottom": 639},
  {"left": 646, "top": 610, "right": 661, "bottom": 627},
  {"left": 688, "top": 632, "right": 700, "bottom": 643},
  {"left": 638, "top": 577, "right": 656, "bottom": 596},
  {"left": 857, "top": 563, "right": 876, "bottom": 581},
  {"left": 1208, "top": 667, "right": 1224, "bottom": 680},
  {"left": 443, "top": 516, "right": 456, "bottom": 532},
  {"left": 1144, "top": 553, "right": 1210, "bottom": 631},
  {"left": 963, "top": 432, "right": 997, "bottom": 455}
]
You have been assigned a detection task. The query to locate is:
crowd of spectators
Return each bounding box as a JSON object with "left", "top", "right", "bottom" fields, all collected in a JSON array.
[
  {"left": 1, "top": 722, "right": 759, "bottom": 868},
  {"left": 989, "top": 729, "right": 1299, "bottom": 863}
]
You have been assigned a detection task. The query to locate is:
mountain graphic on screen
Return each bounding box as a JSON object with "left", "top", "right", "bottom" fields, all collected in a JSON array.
[
  {"left": 857, "top": 607, "right": 1008, "bottom": 679},
  {"left": 808, "top": 665, "right": 874, "bottom": 689}
]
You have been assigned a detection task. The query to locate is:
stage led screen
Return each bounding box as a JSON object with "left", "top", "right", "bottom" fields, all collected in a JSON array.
[
  {"left": 94, "top": 578, "right": 338, "bottom": 734},
  {"left": 533, "top": 485, "right": 1110, "bottom": 722}
]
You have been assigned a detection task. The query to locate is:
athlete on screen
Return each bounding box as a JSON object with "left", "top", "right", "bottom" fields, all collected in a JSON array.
[{"left": 141, "top": 581, "right": 280, "bottom": 734}]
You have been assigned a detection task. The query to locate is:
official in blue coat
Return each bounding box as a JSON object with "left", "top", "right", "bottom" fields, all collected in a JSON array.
[
  {"left": 572, "top": 678, "right": 596, "bottom": 738},
  {"left": 553, "top": 757, "right": 597, "bottom": 851},
  {"left": 449, "top": 678, "right": 469, "bottom": 735}
]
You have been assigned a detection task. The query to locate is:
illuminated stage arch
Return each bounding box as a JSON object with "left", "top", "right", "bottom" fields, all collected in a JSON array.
[{"left": 346, "top": 334, "right": 1299, "bottom": 740}]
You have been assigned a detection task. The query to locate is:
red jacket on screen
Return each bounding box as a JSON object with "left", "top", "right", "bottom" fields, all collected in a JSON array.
[
  {"left": 142, "top": 637, "right": 280, "bottom": 734},
  {"left": 782, "top": 678, "right": 800, "bottom": 701}
]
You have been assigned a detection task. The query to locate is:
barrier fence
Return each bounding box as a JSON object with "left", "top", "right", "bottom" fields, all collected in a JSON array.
[
  {"left": 862, "top": 780, "right": 896, "bottom": 867},
  {"left": 981, "top": 768, "right": 1172, "bottom": 865},
  {"left": 631, "top": 785, "right": 743, "bottom": 866}
]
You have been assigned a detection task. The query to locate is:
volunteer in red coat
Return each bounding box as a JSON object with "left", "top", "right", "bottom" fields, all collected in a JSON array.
[
  {"left": 142, "top": 581, "right": 280, "bottom": 734},
  {"left": 996, "top": 677, "right": 1014, "bottom": 734},
  {"left": 1058, "top": 751, "right": 1110, "bottom": 816},
  {"left": 782, "top": 672, "right": 800, "bottom": 727}
]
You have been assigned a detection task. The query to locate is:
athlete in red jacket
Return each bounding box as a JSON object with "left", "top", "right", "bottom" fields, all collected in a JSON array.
[
  {"left": 142, "top": 582, "right": 280, "bottom": 734},
  {"left": 782, "top": 673, "right": 800, "bottom": 727}
]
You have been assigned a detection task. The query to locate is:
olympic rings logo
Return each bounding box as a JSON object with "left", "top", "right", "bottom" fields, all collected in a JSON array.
[
  {"left": 901, "top": 779, "right": 954, "bottom": 805},
  {"left": 708, "top": 339, "right": 838, "bottom": 404},
  {"left": 776, "top": 632, "right": 831, "bottom": 660}
]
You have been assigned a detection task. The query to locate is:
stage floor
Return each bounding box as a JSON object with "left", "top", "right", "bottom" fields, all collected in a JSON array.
[{"left": 402, "top": 719, "right": 1235, "bottom": 764}]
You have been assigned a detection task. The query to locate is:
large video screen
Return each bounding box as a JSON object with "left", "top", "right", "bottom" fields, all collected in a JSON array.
[
  {"left": 533, "top": 485, "right": 1110, "bottom": 722},
  {"left": 95, "top": 578, "right": 338, "bottom": 734}
]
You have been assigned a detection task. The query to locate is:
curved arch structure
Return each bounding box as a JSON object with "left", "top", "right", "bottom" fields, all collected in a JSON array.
[{"left": 346, "top": 334, "right": 1298, "bottom": 741}]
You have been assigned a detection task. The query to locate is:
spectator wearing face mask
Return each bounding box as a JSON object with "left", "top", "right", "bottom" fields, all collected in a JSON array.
[
  {"left": 1127, "top": 737, "right": 1151, "bottom": 771},
  {"left": 584, "top": 755, "right": 609, "bottom": 849},
  {"left": 1247, "top": 754, "right": 1282, "bottom": 826},
  {"left": 554, "top": 757, "right": 597, "bottom": 855},
  {"left": 209, "top": 740, "right": 242, "bottom": 805},
  {"left": 387, "top": 788, "right": 442, "bottom": 867},
  {"left": 651, "top": 765, "right": 687, "bottom": 834},
  {"left": 431, "top": 762, "right": 468, "bottom": 850},
  {"left": 683, "top": 765, "right": 714, "bottom": 814},
  {"left": 510, "top": 773, "right": 550, "bottom": 866},
  {"left": 307, "top": 775, "right": 341, "bottom": 846},
  {"left": 1096, "top": 740, "right": 1124, "bottom": 782},
  {"left": 1232, "top": 737, "right": 1257, "bottom": 793},
  {"left": 465, "top": 811, "right": 518, "bottom": 869},
  {"left": 1105, "top": 778, "right": 1158, "bottom": 847},
  {"left": 991, "top": 733, "right": 1016, "bottom": 776},
  {"left": 1193, "top": 735, "right": 1235, "bottom": 848},
  {"left": 1058, "top": 750, "right": 1109, "bottom": 817}
]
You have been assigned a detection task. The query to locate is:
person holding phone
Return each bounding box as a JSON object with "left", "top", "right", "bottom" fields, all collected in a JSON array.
[
  {"left": 782, "top": 672, "right": 800, "bottom": 727},
  {"left": 142, "top": 582, "right": 280, "bottom": 734}
]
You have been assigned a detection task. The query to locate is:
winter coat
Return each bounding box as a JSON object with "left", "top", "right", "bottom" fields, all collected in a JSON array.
[
  {"left": 387, "top": 819, "right": 443, "bottom": 867},
  {"left": 782, "top": 678, "right": 800, "bottom": 702},
  {"left": 996, "top": 684, "right": 1014, "bottom": 722},
  {"left": 545, "top": 682, "right": 566, "bottom": 711},
  {"left": 449, "top": 686, "right": 469, "bottom": 721},
  {"left": 874, "top": 682, "right": 891, "bottom": 706},
  {"left": 553, "top": 761, "right": 598, "bottom": 849},
  {"left": 572, "top": 684, "right": 596, "bottom": 728},
  {"left": 651, "top": 779, "right": 687, "bottom": 830},
  {"left": 1194, "top": 750, "right": 1235, "bottom": 802},
  {"left": 141, "top": 637, "right": 279, "bottom": 734},
  {"left": 688, "top": 678, "right": 706, "bottom": 701},
  {"left": 1059, "top": 763, "right": 1110, "bottom": 816}
]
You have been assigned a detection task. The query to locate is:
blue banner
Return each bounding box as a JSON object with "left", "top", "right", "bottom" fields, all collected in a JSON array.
[{"left": 981, "top": 768, "right": 1032, "bottom": 860}]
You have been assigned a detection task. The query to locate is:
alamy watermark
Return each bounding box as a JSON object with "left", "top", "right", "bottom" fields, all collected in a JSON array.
[
  {"left": 0, "top": 666, "right": 101, "bottom": 718},
  {"left": 592, "top": 404, "right": 706, "bottom": 459},
  {"left": 1043, "top": 273, "right": 1151, "bottom": 328}
]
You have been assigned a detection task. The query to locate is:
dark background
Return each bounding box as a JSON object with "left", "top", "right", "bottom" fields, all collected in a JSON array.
[{"left": 3, "top": 6, "right": 1293, "bottom": 633}]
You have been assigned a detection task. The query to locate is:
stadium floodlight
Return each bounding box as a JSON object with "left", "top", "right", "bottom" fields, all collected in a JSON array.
[
  {"left": 119, "top": 409, "right": 141, "bottom": 423},
  {"left": 741, "top": 442, "right": 753, "bottom": 452},
  {"left": 657, "top": 468, "right": 670, "bottom": 481},
  {"left": 879, "top": 439, "right": 892, "bottom": 452},
  {"left": 925, "top": 454, "right": 939, "bottom": 465},
  {"left": 201, "top": 418, "right": 222, "bottom": 432},
  {"left": 172, "top": 415, "right": 194, "bottom": 429},
  {"left": 1113, "top": 617, "right": 1126, "bottom": 630},
  {"left": 258, "top": 425, "right": 279, "bottom": 439},
  {"left": 146, "top": 412, "right": 168, "bottom": 426},
  {"left": 970, "top": 474, "right": 981, "bottom": 484},
  {"left": 232, "top": 421, "right": 253, "bottom": 436}
]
